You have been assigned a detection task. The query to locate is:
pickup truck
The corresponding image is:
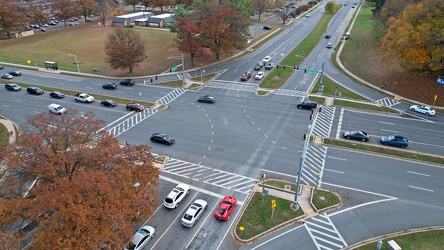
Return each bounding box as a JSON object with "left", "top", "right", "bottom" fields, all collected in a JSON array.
[{"left": 74, "top": 93, "right": 94, "bottom": 103}]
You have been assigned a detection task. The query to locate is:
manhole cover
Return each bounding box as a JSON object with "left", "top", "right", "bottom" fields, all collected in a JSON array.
[{"left": 284, "top": 185, "right": 291, "bottom": 191}]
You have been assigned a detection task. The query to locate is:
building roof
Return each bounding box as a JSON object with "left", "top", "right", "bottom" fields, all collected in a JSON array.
[{"left": 113, "top": 12, "right": 154, "bottom": 23}]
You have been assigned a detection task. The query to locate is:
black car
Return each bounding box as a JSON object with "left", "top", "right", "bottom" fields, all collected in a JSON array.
[
  {"left": 0, "top": 65, "right": 4, "bottom": 69},
  {"left": 126, "top": 103, "right": 145, "bottom": 111},
  {"left": 49, "top": 91, "right": 65, "bottom": 99},
  {"left": 5, "top": 83, "right": 21, "bottom": 91},
  {"left": 120, "top": 79, "right": 135, "bottom": 86},
  {"left": 198, "top": 95, "right": 216, "bottom": 103},
  {"left": 101, "top": 99, "right": 117, "bottom": 107},
  {"left": 9, "top": 70, "right": 22, "bottom": 76},
  {"left": 102, "top": 83, "right": 117, "bottom": 90},
  {"left": 150, "top": 133, "right": 175, "bottom": 145},
  {"left": 343, "top": 130, "right": 370, "bottom": 142},
  {"left": 263, "top": 25, "right": 272, "bottom": 30},
  {"left": 325, "top": 34, "right": 331, "bottom": 38},
  {"left": 297, "top": 100, "right": 317, "bottom": 110},
  {"left": 27, "top": 87, "right": 44, "bottom": 95}
]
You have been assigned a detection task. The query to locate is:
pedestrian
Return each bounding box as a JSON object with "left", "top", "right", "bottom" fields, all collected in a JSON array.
[{"left": 381, "top": 84, "right": 384, "bottom": 90}]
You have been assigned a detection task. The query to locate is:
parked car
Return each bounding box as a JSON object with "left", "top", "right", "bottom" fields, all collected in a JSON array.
[
  {"left": 240, "top": 72, "right": 252, "bottom": 81},
  {"left": 40, "top": 28, "right": 47, "bottom": 32},
  {"left": 126, "top": 103, "right": 145, "bottom": 112},
  {"left": 120, "top": 79, "right": 135, "bottom": 86},
  {"left": 198, "top": 95, "right": 216, "bottom": 103},
  {"left": 1, "top": 74, "right": 13, "bottom": 79},
  {"left": 49, "top": 91, "right": 65, "bottom": 99},
  {"left": 214, "top": 196, "right": 237, "bottom": 221},
  {"left": 326, "top": 43, "right": 332, "bottom": 49},
  {"left": 102, "top": 83, "right": 117, "bottom": 90},
  {"left": 5, "top": 83, "right": 21, "bottom": 91},
  {"left": 380, "top": 135, "right": 408, "bottom": 148},
  {"left": 255, "top": 72, "right": 265, "bottom": 80},
  {"left": 297, "top": 100, "right": 317, "bottom": 109},
  {"left": 262, "top": 56, "right": 272, "bottom": 63},
  {"left": 264, "top": 63, "right": 275, "bottom": 70},
  {"left": 150, "top": 133, "right": 175, "bottom": 145},
  {"left": 101, "top": 99, "right": 117, "bottom": 107},
  {"left": 163, "top": 183, "right": 190, "bottom": 209},
  {"left": 181, "top": 199, "right": 207, "bottom": 228},
  {"left": 409, "top": 105, "right": 435, "bottom": 116},
  {"left": 27, "top": 87, "right": 44, "bottom": 95},
  {"left": 263, "top": 25, "right": 272, "bottom": 30},
  {"left": 48, "top": 103, "right": 66, "bottom": 115},
  {"left": 124, "top": 225, "right": 155, "bottom": 250},
  {"left": 9, "top": 70, "right": 22, "bottom": 76},
  {"left": 343, "top": 130, "right": 370, "bottom": 142}
]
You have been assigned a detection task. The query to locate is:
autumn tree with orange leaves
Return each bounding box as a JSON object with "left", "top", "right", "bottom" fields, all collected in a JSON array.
[
  {"left": 380, "top": 0, "right": 444, "bottom": 72},
  {"left": 0, "top": 0, "right": 27, "bottom": 39},
  {"left": 0, "top": 109, "right": 159, "bottom": 249}
]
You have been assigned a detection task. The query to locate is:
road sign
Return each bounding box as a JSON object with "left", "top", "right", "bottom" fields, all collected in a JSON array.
[
  {"left": 434, "top": 95, "right": 438, "bottom": 101},
  {"left": 307, "top": 69, "right": 318, "bottom": 73},
  {"left": 27, "top": 59, "right": 31, "bottom": 64},
  {"left": 171, "top": 66, "right": 177, "bottom": 72},
  {"left": 271, "top": 200, "right": 276, "bottom": 209}
]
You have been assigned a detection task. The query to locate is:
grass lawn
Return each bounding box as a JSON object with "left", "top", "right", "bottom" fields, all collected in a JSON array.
[
  {"left": 312, "top": 190, "right": 340, "bottom": 211},
  {"left": 236, "top": 192, "right": 304, "bottom": 240},
  {"left": 264, "top": 179, "right": 296, "bottom": 192},
  {"left": 356, "top": 230, "right": 444, "bottom": 250},
  {"left": 0, "top": 122, "right": 9, "bottom": 142},
  {"left": 314, "top": 75, "right": 369, "bottom": 101}
]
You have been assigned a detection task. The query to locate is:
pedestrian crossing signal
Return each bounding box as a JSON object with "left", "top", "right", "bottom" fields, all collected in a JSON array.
[{"left": 303, "top": 134, "right": 308, "bottom": 141}]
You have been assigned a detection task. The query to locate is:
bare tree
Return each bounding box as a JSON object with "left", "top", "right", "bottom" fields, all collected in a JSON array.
[
  {"left": 51, "top": 0, "right": 81, "bottom": 27},
  {"left": 96, "top": 0, "right": 118, "bottom": 27},
  {"left": 78, "top": 0, "right": 97, "bottom": 22},
  {"left": 251, "top": 0, "right": 273, "bottom": 21},
  {"left": 105, "top": 28, "right": 147, "bottom": 73}
]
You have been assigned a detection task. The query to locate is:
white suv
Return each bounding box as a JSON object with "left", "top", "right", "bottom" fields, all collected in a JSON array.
[
  {"left": 48, "top": 103, "right": 66, "bottom": 115},
  {"left": 163, "top": 183, "right": 190, "bottom": 209}
]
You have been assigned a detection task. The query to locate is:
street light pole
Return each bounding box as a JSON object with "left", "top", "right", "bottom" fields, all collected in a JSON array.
[
  {"left": 69, "top": 54, "right": 80, "bottom": 73},
  {"left": 334, "top": 86, "right": 339, "bottom": 103}
]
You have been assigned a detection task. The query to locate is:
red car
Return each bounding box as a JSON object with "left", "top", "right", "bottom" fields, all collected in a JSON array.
[
  {"left": 126, "top": 103, "right": 145, "bottom": 112},
  {"left": 240, "top": 72, "right": 251, "bottom": 81},
  {"left": 214, "top": 196, "right": 237, "bottom": 221}
]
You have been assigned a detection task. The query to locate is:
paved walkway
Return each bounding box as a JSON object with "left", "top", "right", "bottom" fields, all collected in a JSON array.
[{"left": 0, "top": 115, "right": 17, "bottom": 144}]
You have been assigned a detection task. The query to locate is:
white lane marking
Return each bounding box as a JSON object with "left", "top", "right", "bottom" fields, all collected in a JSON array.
[
  {"left": 250, "top": 224, "right": 305, "bottom": 250},
  {"left": 262, "top": 169, "right": 297, "bottom": 178},
  {"left": 149, "top": 192, "right": 199, "bottom": 250},
  {"left": 380, "top": 129, "right": 398, "bottom": 133},
  {"left": 233, "top": 69, "right": 238, "bottom": 73},
  {"left": 407, "top": 171, "right": 430, "bottom": 177},
  {"left": 15, "top": 99, "right": 23, "bottom": 102},
  {"left": 409, "top": 140, "right": 444, "bottom": 148},
  {"left": 281, "top": 147, "right": 287, "bottom": 150},
  {"left": 324, "top": 169, "right": 345, "bottom": 174},
  {"left": 335, "top": 108, "right": 344, "bottom": 139},
  {"left": 327, "top": 156, "right": 347, "bottom": 161},
  {"left": 378, "top": 121, "right": 396, "bottom": 125},
  {"left": 409, "top": 185, "right": 434, "bottom": 192},
  {"left": 185, "top": 201, "right": 220, "bottom": 249}
]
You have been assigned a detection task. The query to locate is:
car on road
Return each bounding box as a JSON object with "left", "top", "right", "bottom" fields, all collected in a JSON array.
[
  {"left": 306, "top": 13, "right": 311, "bottom": 17},
  {"left": 49, "top": 91, "right": 65, "bottom": 99},
  {"left": 150, "top": 133, "right": 175, "bottom": 145},
  {"left": 48, "top": 103, "right": 66, "bottom": 115},
  {"left": 198, "top": 95, "right": 216, "bottom": 103},
  {"left": 297, "top": 100, "right": 317, "bottom": 109},
  {"left": 9, "top": 70, "right": 22, "bottom": 76},
  {"left": 326, "top": 43, "right": 332, "bottom": 49},
  {"left": 126, "top": 103, "right": 145, "bottom": 112},
  {"left": 380, "top": 135, "right": 408, "bottom": 148},
  {"left": 102, "top": 83, "right": 117, "bottom": 90},
  {"left": 5, "top": 83, "right": 21, "bottom": 91},
  {"left": 1, "top": 74, "right": 13, "bottom": 79},
  {"left": 101, "top": 99, "right": 117, "bottom": 107},
  {"left": 240, "top": 72, "right": 252, "bottom": 81},
  {"left": 181, "top": 199, "right": 208, "bottom": 228},
  {"left": 74, "top": 93, "right": 94, "bottom": 103},
  {"left": 163, "top": 183, "right": 190, "bottom": 209},
  {"left": 409, "top": 105, "right": 435, "bottom": 116},
  {"left": 254, "top": 63, "right": 263, "bottom": 70},
  {"left": 27, "top": 87, "right": 44, "bottom": 95},
  {"left": 124, "top": 225, "right": 155, "bottom": 250},
  {"left": 255, "top": 71, "right": 265, "bottom": 80},
  {"left": 0, "top": 65, "right": 4, "bottom": 69},
  {"left": 263, "top": 25, "right": 272, "bottom": 30},
  {"left": 325, "top": 34, "right": 331, "bottom": 38},
  {"left": 262, "top": 56, "right": 272, "bottom": 63},
  {"left": 265, "top": 63, "right": 275, "bottom": 70},
  {"left": 214, "top": 196, "right": 237, "bottom": 221},
  {"left": 343, "top": 130, "right": 370, "bottom": 142},
  {"left": 120, "top": 79, "right": 135, "bottom": 86}
]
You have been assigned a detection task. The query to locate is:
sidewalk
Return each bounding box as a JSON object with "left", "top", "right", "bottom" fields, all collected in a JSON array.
[{"left": 0, "top": 115, "right": 17, "bottom": 144}]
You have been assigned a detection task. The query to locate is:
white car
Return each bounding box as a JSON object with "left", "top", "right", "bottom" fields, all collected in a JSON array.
[
  {"left": 125, "top": 225, "right": 155, "bottom": 250},
  {"left": 48, "top": 103, "right": 66, "bottom": 115},
  {"left": 181, "top": 199, "right": 208, "bottom": 228},
  {"left": 163, "top": 183, "right": 190, "bottom": 209},
  {"left": 255, "top": 72, "right": 265, "bottom": 80},
  {"left": 306, "top": 13, "right": 311, "bottom": 17},
  {"left": 262, "top": 56, "right": 272, "bottom": 63},
  {"left": 409, "top": 105, "right": 435, "bottom": 116}
]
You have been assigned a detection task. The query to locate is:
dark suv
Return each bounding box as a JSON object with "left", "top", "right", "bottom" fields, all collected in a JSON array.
[
  {"left": 297, "top": 100, "right": 317, "bottom": 110},
  {"left": 120, "top": 79, "right": 135, "bottom": 86},
  {"left": 27, "top": 87, "right": 44, "bottom": 95}
]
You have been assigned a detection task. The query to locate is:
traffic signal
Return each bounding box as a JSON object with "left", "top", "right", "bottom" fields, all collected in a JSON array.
[
  {"left": 318, "top": 107, "right": 321, "bottom": 113},
  {"left": 303, "top": 134, "right": 308, "bottom": 141},
  {"left": 304, "top": 68, "right": 307, "bottom": 73},
  {"left": 169, "top": 68, "right": 172, "bottom": 72}
]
